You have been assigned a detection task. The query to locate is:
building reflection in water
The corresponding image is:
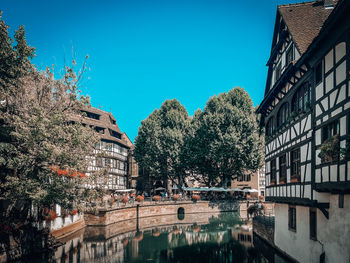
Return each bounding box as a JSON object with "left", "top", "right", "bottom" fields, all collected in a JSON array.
[{"left": 50, "top": 212, "right": 288, "bottom": 263}]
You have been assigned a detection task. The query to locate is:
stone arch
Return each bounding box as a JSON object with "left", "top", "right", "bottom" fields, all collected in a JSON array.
[{"left": 177, "top": 207, "right": 185, "bottom": 220}]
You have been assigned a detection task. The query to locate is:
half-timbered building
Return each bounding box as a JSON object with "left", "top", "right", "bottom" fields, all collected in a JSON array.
[
  {"left": 82, "top": 107, "right": 131, "bottom": 190},
  {"left": 257, "top": 0, "right": 350, "bottom": 262}
]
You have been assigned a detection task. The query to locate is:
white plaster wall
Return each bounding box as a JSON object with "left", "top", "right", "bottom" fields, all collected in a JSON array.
[
  {"left": 336, "top": 61, "right": 346, "bottom": 86},
  {"left": 318, "top": 194, "right": 350, "bottom": 263},
  {"left": 295, "top": 46, "right": 300, "bottom": 61},
  {"left": 305, "top": 163, "right": 311, "bottom": 182},
  {"left": 316, "top": 104, "right": 322, "bottom": 117},
  {"left": 321, "top": 97, "right": 329, "bottom": 111},
  {"left": 274, "top": 195, "right": 350, "bottom": 263},
  {"left": 335, "top": 42, "right": 346, "bottom": 63},
  {"left": 274, "top": 204, "right": 322, "bottom": 263},
  {"left": 325, "top": 49, "right": 333, "bottom": 73},
  {"left": 340, "top": 116, "right": 346, "bottom": 136},
  {"left": 330, "top": 89, "right": 337, "bottom": 108},
  {"left": 325, "top": 73, "right": 334, "bottom": 94},
  {"left": 315, "top": 82, "right": 324, "bottom": 101}
]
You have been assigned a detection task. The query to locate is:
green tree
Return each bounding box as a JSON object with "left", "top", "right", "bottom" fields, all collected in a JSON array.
[
  {"left": 188, "top": 87, "right": 264, "bottom": 187},
  {"left": 0, "top": 14, "right": 101, "bottom": 227},
  {"left": 134, "top": 99, "right": 190, "bottom": 192}
]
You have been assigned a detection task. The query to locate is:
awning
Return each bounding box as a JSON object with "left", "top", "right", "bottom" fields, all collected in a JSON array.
[
  {"left": 226, "top": 188, "right": 243, "bottom": 192},
  {"left": 114, "top": 189, "right": 135, "bottom": 193},
  {"left": 242, "top": 188, "right": 258, "bottom": 193}
]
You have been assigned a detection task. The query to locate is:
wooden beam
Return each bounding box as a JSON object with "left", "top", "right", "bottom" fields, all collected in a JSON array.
[{"left": 316, "top": 203, "right": 329, "bottom": 219}]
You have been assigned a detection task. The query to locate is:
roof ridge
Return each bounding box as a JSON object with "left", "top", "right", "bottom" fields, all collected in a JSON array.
[{"left": 278, "top": 1, "right": 317, "bottom": 8}]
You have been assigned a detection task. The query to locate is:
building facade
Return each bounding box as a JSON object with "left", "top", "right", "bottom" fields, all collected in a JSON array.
[
  {"left": 82, "top": 107, "right": 132, "bottom": 190},
  {"left": 258, "top": 167, "right": 266, "bottom": 197},
  {"left": 257, "top": 1, "right": 350, "bottom": 262},
  {"left": 122, "top": 133, "right": 139, "bottom": 189},
  {"left": 230, "top": 171, "right": 259, "bottom": 197}
]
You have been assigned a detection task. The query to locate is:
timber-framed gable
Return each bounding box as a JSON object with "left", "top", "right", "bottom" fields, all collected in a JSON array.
[{"left": 258, "top": 0, "right": 350, "bottom": 208}]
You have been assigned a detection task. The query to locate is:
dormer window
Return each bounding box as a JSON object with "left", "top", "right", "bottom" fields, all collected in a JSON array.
[
  {"left": 82, "top": 110, "right": 100, "bottom": 120},
  {"left": 95, "top": 127, "right": 105, "bottom": 134},
  {"left": 109, "top": 116, "right": 116, "bottom": 125},
  {"left": 286, "top": 45, "right": 294, "bottom": 66},
  {"left": 109, "top": 129, "right": 121, "bottom": 139}
]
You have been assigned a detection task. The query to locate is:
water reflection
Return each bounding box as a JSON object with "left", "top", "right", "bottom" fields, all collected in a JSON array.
[{"left": 28, "top": 212, "right": 291, "bottom": 263}]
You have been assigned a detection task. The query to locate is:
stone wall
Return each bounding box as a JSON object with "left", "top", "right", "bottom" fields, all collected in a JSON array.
[
  {"left": 84, "top": 212, "right": 215, "bottom": 241},
  {"left": 84, "top": 201, "right": 238, "bottom": 226},
  {"left": 253, "top": 215, "right": 275, "bottom": 245}
]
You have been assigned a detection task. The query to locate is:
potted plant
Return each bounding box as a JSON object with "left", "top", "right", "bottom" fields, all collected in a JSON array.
[
  {"left": 192, "top": 195, "right": 200, "bottom": 202},
  {"left": 70, "top": 209, "right": 78, "bottom": 216},
  {"left": 318, "top": 135, "right": 340, "bottom": 163},
  {"left": 136, "top": 195, "right": 144, "bottom": 202},
  {"left": 193, "top": 225, "right": 201, "bottom": 232},
  {"left": 172, "top": 194, "right": 180, "bottom": 201},
  {"left": 340, "top": 142, "right": 350, "bottom": 160},
  {"left": 121, "top": 196, "right": 129, "bottom": 204},
  {"left": 152, "top": 195, "right": 161, "bottom": 201},
  {"left": 46, "top": 210, "right": 57, "bottom": 221}
]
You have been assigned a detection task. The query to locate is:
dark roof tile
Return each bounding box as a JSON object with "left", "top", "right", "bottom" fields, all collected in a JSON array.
[{"left": 278, "top": 1, "right": 334, "bottom": 54}]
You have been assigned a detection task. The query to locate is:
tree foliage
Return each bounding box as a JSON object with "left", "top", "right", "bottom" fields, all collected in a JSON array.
[
  {"left": 0, "top": 14, "right": 101, "bottom": 221},
  {"left": 134, "top": 99, "right": 190, "bottom": 190},
  {"left": 134, "top": 88, "right": 264, "bottom": 190},
  {"left": 188, "top": 87, "right": 264, "bottom": 186}
]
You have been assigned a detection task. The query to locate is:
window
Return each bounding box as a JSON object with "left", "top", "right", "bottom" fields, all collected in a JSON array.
[
  {"left": 96, "top": 157, "right": 102, "bottom": 167},
  {"left": 266, "top": 117, "right": 275, "bottom": 137},
  {"left": 109, "top": 116, "right": 116, "bottom": 125},
  {"left": 321, "top": 120, "right": 340, "bottom": 163},
  {"left": 109, "top": 129, "right": 121, "bottom": 139},
  {"left": 286, "top": 46, "right": 294, "bottom": 65},
  {"left": 275, "top": 63, "right": 282, "bottom": 82},
  {"left": 315, "top": 62, "right": 322, "bottom": 85},
  {"left": 339, "top": 194, "right": 344, "bottom": 208},
  {"left": 277, "top": 103, "right": 289, "bottom": 127},
  {"left": 82, "top": 111, "right": 100, "bottom": 120},
  {"left": 309, "top": 208, "right": 317, "bottom": 240},
  {"left": 104, "top": 158, "right": 111, "bottom": 167},
  {"left": 288, "top": 206, "right": 296, "bottom": 231},
  {"left": 291, "top": 148, "right": 300, "bottom": 182},
  {"left": 95, "top": 127, "right": 105, "bottom": 134},
  {"left": 292, "top": 82, "right": 311, "bottom": 113},
  {"left": 105, "top": 143, "right": 112, "bottom": 151},
  {"left": 279, "top": 154, "right": 287, "bottom": 184},
  {"left": 270, "top": 159, "right": 276, "bottom": 185},
  {"left": 322, "top": 120, "right": 339, "bottom": 143},
  {"left": 238, "top": 174, "right": 251, "bottom": 181}
]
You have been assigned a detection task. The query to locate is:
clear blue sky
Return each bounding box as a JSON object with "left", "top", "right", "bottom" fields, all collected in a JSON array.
[{"left": 1, "top": 0, "right": 301, "bottom": 142}]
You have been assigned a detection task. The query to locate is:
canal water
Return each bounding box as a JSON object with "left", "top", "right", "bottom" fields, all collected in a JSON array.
[{"left": 25, "top": 212, "right": 292, "bottom": 263}]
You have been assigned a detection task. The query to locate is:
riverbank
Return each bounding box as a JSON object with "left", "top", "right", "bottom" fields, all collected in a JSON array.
[{"left": 84, "top": 200, "right": 239, "bottom": 226}]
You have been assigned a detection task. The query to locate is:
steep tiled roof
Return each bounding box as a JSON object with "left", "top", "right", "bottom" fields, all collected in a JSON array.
[
  {"left": 278, "top": 1, "right": 335, "bottom": 54},
  {"left": 75, "top": 106, "right": 130, "bottom": 148}
]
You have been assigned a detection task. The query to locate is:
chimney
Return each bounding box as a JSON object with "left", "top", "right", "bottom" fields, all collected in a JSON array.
[{"left": 324, "top": 0, "right": 335, "bottom": 9}]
